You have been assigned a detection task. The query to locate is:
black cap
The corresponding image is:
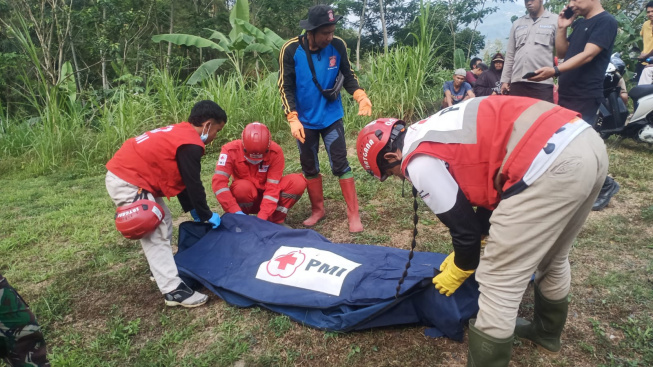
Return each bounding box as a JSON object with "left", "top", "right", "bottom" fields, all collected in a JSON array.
[{"left": 299, "top": 5, "right": 342, "bottom": 31}]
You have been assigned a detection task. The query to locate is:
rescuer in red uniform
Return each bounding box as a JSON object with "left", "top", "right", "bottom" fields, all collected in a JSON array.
[
  {"left": 106, "top": 100, "right": 227, "bottom": 308},
  {"left": 357, "top": 96, "right": 609, "bottom": 366},
  {"left": 212, "top": 122, "right": 306, "bottom": 225}
]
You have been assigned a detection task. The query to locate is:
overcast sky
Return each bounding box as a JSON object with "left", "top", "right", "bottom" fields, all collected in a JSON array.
[{"left": 477, "top": 1, "right": 527, "bottom": 46}]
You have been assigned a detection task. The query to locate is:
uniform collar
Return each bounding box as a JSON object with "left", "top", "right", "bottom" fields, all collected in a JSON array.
[{"left": 526, "top": 9, "right": 553, "bottom": 20}]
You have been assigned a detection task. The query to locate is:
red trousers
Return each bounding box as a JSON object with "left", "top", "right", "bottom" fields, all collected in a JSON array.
[{"left": 230, "top": 173, "right": 306, "bottom": 223}]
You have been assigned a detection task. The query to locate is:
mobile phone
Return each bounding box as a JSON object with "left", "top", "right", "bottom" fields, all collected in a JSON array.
[
  {"left": 563, "top": 7, "right": 574, "bottom": 19},
  {"left": 522, "top": 71, "right": 539, "bottom": 79}
]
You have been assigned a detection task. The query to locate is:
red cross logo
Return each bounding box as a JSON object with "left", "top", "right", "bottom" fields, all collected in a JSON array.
[
  {"left": 266, "top": 250, "right": 306, "bottom": 278},
  {"left": 275, "top": 253, "right": 297, "bottom": 270}
]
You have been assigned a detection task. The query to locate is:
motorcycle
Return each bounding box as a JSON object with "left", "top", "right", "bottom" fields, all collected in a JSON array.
[{"left": 596, "top": 53, "right": 653, "bottom": 144}]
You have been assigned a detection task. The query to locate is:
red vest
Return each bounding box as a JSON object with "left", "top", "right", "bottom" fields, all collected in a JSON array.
[
  {"left": 402, "top": 97, "right": 579, "bottom": 209},
  {"left": 106, "top": 122, "right": 205, "bottom": 198}
]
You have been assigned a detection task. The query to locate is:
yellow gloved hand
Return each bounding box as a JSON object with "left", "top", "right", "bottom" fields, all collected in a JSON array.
[
  {"left": 286, "top": 111, "right": 305, "bottom": 144},
  {"left": 432, "top": 252, "right": 475, "bottom": 297},
  {"left": 353, "top": 89, "right": 372, "bottom": 116}
]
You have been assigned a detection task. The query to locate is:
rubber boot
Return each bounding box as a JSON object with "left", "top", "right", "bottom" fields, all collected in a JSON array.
[
  {"left": 467, "top": 319, "right": 513, "bottom": 367},
  {"left": 303, "top": 175, "right": 325, "bottom": 226},
  {"left": 514, "top": 285, "right": 569, "bottom": 355},
  {"left": 338, "top": 177, "right": 363, "bottom": 233}
]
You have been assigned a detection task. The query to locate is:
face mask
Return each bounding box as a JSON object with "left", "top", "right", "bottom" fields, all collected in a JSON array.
[
  {"left": 245, "top": 157, "right": 263, "bottom": 165},
  {"left": 200, "top": 123, "right": 210, "bottom": 143}
]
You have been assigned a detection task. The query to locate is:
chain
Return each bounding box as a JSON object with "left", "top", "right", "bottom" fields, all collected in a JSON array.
[{"left": 395, "top": 185, "right": 419, "bottom": 298}]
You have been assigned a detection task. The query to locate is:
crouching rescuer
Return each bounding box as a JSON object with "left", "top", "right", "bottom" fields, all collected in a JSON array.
[
  {"left": 106, "top": 100, "right": 227, "bottom": 308},
  {"left": 212, "top": 122, "right": 306, "bottom": 224},
  {"left": 356, "top": 96, "right": 609, "bottom": 366}
]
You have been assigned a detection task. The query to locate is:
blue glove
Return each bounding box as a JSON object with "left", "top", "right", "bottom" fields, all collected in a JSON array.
[
  {"left": 208, "top": 212, "right": 221, "bottom": 229},
  {"left": 235, "top": 211, "right": 246, "bottom": 215},
  {"left": 189, "top": 209, "right": 200, "bottom": 222}
]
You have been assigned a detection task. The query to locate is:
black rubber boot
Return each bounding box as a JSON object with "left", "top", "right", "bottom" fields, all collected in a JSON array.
[
  {"left": 515, "top": 285, "right": 569, "bottom": 354},
  {"left": 592, "top": 176, "right": 620, "bottom": 211},
  {"left": 467, "top": 319, "right": 513, "bottom": 367}
]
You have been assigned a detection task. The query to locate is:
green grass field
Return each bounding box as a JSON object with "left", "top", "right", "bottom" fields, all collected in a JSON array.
[{"left": 1, "top": 133, "right": 652, "bottom": 367}]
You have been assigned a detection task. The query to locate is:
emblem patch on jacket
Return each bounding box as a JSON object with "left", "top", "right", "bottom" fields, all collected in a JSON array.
[{"left": 218, "top": 153, "right": 228, "bottom": 166}]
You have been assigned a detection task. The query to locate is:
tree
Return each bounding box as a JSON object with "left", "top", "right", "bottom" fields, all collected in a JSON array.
[
  {"left": 340, "top": 0, "right": 420, "bottom": 51},
  {"left": 152, "top": 0, "right": 286, "bottom": 84},
  {"left": 248, "top": 0, "right": 316, "bottom": 39},
  {"left": 394, "top": 2, "right": 486, "bottom": 69},
  {"left": 356, "top": 0, "right": 367, "bottom": 69},
  {"left": 378, "top": 0, "right": 388, "bottom": 53}
]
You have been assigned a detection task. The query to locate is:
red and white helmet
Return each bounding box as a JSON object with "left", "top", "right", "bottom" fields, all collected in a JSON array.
[
  {"left": 115, "top": 199, "right": 165, "bottom": 240},
  {"left": 242, "top": 122, "right": 271, "bottom": 161},
  {"left": 356, "top": 118, "right": 406, "bottom": 181}
]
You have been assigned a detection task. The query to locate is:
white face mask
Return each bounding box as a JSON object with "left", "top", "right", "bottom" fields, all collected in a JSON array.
[
  {"left": 245, "top": 157, "right": 263, "bottom": 165},
  {"left": 200, "top": 123, "right": 210, "bottom": 143}
]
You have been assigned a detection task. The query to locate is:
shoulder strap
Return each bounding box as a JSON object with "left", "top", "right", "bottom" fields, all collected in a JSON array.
[{"left": 301, "top": 34, "right": 325, "bottom": 93}]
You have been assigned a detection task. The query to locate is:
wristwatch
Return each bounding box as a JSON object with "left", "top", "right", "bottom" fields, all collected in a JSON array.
[{"left": 553, "top": 66, "right": 561, "bottom": 77}]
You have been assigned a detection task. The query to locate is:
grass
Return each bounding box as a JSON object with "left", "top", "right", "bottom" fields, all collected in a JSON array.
[
  {"left": 1, "top": 7, "right": 652, "bottom": 364},
  {"left": 1, "top": 134, "right": 652, "bottom": 366}
]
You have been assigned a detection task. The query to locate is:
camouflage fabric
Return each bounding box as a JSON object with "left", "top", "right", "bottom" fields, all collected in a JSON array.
[{"left": 0, "top": 274, "right": 50, "bottom": 367}]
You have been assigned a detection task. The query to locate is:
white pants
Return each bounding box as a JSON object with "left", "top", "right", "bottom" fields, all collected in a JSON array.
[
  {"left": 105, "top": 171, "right": 182, "bottom": 294},
  {"left": 639, "top": 66, "right": 653, "bottom": 85}
]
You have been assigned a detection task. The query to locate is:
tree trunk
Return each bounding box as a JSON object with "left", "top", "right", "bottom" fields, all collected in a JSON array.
[
  {"left": 167, "top": 1, "right": 174, "bottom": 71},
  {"left": 101, "top": 4, "right": 108, "bottom": 89},
  {"left": 356, "top": 0, "right": 367, "bottom": 70},
  {"left": 466, "top": 0, "right": 487, "bottom": 60},
  {"left": 378, "top": 0, "right": 388, "bottom": 54},
  {"left": 69, "top": 34, "right": 82, "bottom": 93}
]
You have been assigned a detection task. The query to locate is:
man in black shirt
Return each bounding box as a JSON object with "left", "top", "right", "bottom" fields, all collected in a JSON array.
[{"left": 529, "top": 0, "right": 619, "bottom": 211}]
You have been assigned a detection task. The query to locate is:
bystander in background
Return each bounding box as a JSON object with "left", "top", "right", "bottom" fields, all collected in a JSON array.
[{"left": 500, "top": 0, "right": 557, "bottom": 102}]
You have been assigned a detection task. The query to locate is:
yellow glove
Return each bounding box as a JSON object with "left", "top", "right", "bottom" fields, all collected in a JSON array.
[
  {"left": 432, "top": 252, "right": 475, "bottom": 297},
  {"left": 286, "top": 111, "right": 305, "bottom": 144},
  {"left": 353, "top": 89, "right": 372, "bottom": 116}
]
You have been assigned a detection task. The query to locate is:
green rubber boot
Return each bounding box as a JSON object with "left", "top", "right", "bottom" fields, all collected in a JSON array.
[
  {"left": 515, "top": 285, "right": 569, "bottom": 355},
  {"left": 467, "top": 319, "right": 513, "bottom": 367}
]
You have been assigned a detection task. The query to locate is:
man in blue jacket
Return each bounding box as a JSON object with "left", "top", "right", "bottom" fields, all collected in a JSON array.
[{"left": 277, "top": 4, "right": 372, "bottom": 233}]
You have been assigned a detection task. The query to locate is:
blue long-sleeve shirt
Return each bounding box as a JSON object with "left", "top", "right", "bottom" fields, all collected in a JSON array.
[{"left": 278, "top": 36, "right": 361, "bottom": 129}]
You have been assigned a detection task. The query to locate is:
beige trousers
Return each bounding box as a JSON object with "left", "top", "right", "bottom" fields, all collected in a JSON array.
[
  {"left": 105, "top": 171, "right": 182, "bottom": 294},
  {"left": 474, "top": 128, "right": 608, "bottom": 339}
]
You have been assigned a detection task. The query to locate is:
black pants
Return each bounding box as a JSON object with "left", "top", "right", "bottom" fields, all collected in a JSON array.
[
  {"left": 558, "top": 97, "right": 602, "bottom": 127},
  {"left": 636, "top": 62, "right": 646, "bottom": 83},
  {"left": 298, "top": 119, "right": 351, "bottom": 177},
  {"left": 508, "top": 82, "right": 554, "bottom": 103}
]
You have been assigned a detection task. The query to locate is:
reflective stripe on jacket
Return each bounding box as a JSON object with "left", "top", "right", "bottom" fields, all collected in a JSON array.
[{"left": 212, "top": 140, "right": 285, "bottom": 217}]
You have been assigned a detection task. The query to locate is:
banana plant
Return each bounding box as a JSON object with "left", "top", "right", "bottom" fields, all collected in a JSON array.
[
  {"left": 152, "top": 0, "right": 286, "bottom": 85},
  {"left": 453, "top": 48, "right": 466, "bottom": 70}
]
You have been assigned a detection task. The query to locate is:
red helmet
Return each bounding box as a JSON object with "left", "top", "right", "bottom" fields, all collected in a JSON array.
[
  {"left": 242, "top": 122, "right": 271, "bottom": 161},
  {"left": 115, "top": 199, "right": 165, "bottom": 240},
  {"left": 356, "top": 118, "right": 406, "bottom": 181}
]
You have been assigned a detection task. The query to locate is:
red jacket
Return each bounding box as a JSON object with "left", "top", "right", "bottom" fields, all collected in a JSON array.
[
  {"left": 212, "top": 140, "right": 285, "bottom": 217},
  {"left": 402, "top": 97, "right": 579, "bottom": 209},
  {"left": 106, "top": 122, "right": 204, "bottom": 198}
]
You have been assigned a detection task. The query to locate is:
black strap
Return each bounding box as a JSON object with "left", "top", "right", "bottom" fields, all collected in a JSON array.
[
  {"left": 301, "top": 34, "right": 327, "bottom": 93},
  {"left": 395, "top": 185, "right": 420, "bottom": 298},
  {"left": 132, "top": 188, "right": 150, "bottom": 203}
]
